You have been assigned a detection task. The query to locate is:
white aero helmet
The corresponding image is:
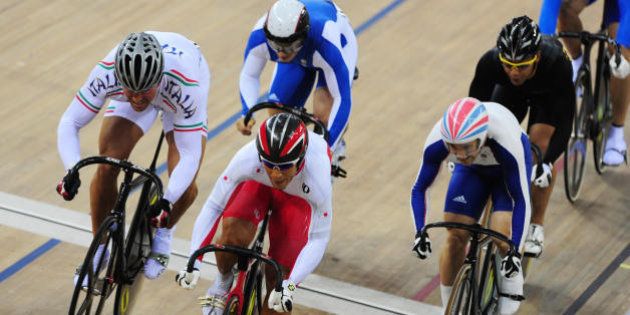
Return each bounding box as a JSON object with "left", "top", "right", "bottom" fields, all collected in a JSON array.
[{"left": 264, "top": 0, "right": 310, "bottom": 47}]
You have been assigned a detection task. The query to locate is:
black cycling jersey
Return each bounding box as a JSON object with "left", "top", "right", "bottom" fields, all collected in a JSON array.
[{"left": 469, "top": 36, "right": 575, "bottom": 164}]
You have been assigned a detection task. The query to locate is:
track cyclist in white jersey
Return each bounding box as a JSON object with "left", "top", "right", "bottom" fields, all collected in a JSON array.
[
  {"left": 235, "top": 0, "right": 358, "bottom": 174},
  {"left": 176, "top": 113, "right": 333, "bottom": 314},
  {"left": 56, "top": 32, "right": 210, "bottom": 282},
  {"left": 410, "top": 97, "right": 532, "bottom": 314}
]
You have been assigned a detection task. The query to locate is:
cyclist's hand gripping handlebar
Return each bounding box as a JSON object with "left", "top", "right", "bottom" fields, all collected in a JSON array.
[
  {"left": 56, "top": 169, "right": 81, "bottom": 201},
  {"left": 412, "top": 231, "right": 432, "bottom": 260},
  {"left": 268, "top": 279, "right": 295, "bottom": 312}
]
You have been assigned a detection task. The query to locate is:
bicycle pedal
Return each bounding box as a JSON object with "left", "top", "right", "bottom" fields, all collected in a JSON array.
[
  {"left": 197, "top": 295, "right": 226, "bottom": 308},
  {"left": 80, "top": 278, "right": 104, "bottom": 296}
]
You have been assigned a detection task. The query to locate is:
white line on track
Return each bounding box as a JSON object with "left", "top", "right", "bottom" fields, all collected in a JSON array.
[{"left": 0, "top": 191, "right": 442, "bottom": 315}]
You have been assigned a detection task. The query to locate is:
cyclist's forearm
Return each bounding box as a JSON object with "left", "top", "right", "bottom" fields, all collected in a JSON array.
[
  {"left": 164, "top": 133, "right": 202, "bottom": 203},
  {"left": 545, "top": 101, "right": 574, "bottom": 164},
  {"left": 288, "top": 232, "right": 329, "bottom": 284},
  {"left": 57, "top": 100, "right": 99, "bottom": 169},
  {"left": 189, "top": 196, "right": 223, "bottom": 267}
]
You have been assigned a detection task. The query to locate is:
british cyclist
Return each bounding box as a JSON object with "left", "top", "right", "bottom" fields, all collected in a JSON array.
[
  {"left": 56, "top": 31, "right": 210, "bottom": 282},
  {"left": 235, "top": 0, "right": 358, "bottom": 172},
  {"left": 176, "top": 113, "right": 333, "bottom": 314},
  {"left": 411, "top": 97, "right": 532, "bottom": 315},
  {"left": 468, "top": 16, "right": 575, "bottom": 259},
  {"left": 539, "top": 0, "right": 630, "bottom": 165}
]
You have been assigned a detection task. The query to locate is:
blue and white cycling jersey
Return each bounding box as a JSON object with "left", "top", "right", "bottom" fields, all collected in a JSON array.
[
  {"left": 239, "top": 0, "right": 358, "bottom": 150},
  {"left": 410, "top": 102, "right": 533, "bottom": 250},
  {"left": 539, "top": 0, "right": 630, "bottom": 47}
]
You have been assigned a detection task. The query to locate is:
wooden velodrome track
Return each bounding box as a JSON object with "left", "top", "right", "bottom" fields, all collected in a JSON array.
[{"left": 1, "top": 0, "right": 629, "bottom": 314}]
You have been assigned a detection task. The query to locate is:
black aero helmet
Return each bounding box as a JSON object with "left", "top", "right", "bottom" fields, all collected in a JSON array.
[
  {"left": 497, "top": 15, "right": 541, "bottom": 62},
  {"left": 114, "top": 32, "right": 164, "bottom": 92},
  {"left": 256, "top": 113, "right": 309, "bottom": 164},
  {"left": 263, "top": 0, "right": 310, "bottom": 45}
]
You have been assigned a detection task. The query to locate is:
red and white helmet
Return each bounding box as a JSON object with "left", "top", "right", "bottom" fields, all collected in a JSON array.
[{"left": 257, "top": 113, "right": 309, "bottom": 164}]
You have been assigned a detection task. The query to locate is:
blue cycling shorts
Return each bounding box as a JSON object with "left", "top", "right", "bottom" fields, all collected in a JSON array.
[
  {"left": 267, "top": 62, "right": 326, "bottom": 108},
  {"left": 539, "top": 0, "right": 629, "bottom": 46},
  {"left": 444, "top": 164, "right": 514, "bottom": 220}
]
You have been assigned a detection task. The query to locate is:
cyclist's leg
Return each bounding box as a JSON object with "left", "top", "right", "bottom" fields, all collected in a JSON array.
[
  {"left": 263, "top": 190, "right": 317, "bottom": 313},
  {"left": 201, "top": 181, "right": 271, "bottom": 313},
  {"left": 524, "top": 100, "right": 559, "bottom": 256},
  {"left": 559, "top": 0, "right": 593, "bottom": 80},
  {"left": 528, "top": 122, "right": 556, "bottom": 225},
  {"left": 145, "top": 59, "right": 211, "bottom": 278},
  {"left": 605, "top": 2, "right": 630, "bottom": 164},
  {"left": 440, "top": 164, "right": 489, "bottom": 307},
  {"left": 90, "top": 100, "right": 156, "bottom": 233},
  {"left": 491, "top": 198, "right": 525, "bottom": 315},
  {"left": 144, "top": 130, "right": 207, "bottom": 279}
]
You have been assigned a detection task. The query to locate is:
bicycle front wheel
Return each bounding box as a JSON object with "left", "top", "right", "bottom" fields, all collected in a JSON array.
[
  {"left": 445, "top": 264, "right": 473, "bottom": 315},
  {"left": 592, "top": 44, "right": 613, "bottom": 174},
  {"left": 223, "top": 295, "right": 240, "bottom": 315},
  {"left": 69, "top": 216, "right": 122, "bottom": 315},
  {"left": 477, "top": 241, "right": 499, "bottom": 313},
  {"left": 564, "top": 69, "right": 590, "bottom": 202},
  {"left": 242, "top": 262, "right": 263, "bottom": 315}
]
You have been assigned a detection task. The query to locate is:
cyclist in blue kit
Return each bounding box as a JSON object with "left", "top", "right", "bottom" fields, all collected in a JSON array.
[
  {"left": 235, "top": 0, "right": 358, "bottom": 172},
  {"left": 540, "top": 0, "right": 630, "bottom": 165}
]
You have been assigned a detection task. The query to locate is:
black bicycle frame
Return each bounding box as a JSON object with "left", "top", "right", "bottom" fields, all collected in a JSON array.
[
  {"left": 187, "top": 209, "right": 284, "bottom": 294},
  {"left": 420, "top": 222, "right": 516, "bottom": 314},
  {"left": 557, "top": 30, "right": 619, "bottom": 126}
]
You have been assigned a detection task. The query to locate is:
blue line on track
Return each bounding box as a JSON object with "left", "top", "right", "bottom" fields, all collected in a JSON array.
[
  {"left": 0, "top": 238, "right": 61, "bottom": 283},
  {"left": 563, "top": 243, "right": 630, "bottom": 314},
  {"left": 355, "top": 0, "right": 406, "bottom": 35}
]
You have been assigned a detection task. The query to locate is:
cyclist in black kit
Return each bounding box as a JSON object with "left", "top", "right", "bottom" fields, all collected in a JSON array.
[{"left": 469, "top": 15, "right": 575, "bottom": 258}]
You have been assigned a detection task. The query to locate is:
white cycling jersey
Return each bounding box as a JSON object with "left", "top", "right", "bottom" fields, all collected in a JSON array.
[
  {"left": 190, "top": 131, "right": 333, "bottom": 285},
  {"left": 57, "top": 31, "right": 211, "bottom": 204}
]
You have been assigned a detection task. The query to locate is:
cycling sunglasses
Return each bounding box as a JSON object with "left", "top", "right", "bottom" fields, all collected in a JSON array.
[
  {"left": 267, "top": 38, "right": 304, "bottom": 54},
  {"left": 499, "top": 54, "right": 538, "bottom": 70},
  {"left": 260, "top": 156, "right": 298, "bottom": 171}
]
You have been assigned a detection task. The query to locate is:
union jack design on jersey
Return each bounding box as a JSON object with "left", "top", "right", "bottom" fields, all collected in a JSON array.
[{"left": 440, "top": 97, "right": 489, "bottom": 145}]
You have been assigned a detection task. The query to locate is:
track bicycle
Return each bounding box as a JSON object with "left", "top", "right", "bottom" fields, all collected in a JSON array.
[
  {"left": 558, "top": 24, "right": 622, "bottom": 202},
  {"left": 419, "top": 222, "right": 521, "bottom": 315},
  {"left": 186, "top": 209, "right": 285, "bottom": 315},
  {"left": 244, "top": 101, "right": 347, "bottom": 178},
  {"left": 68, "top": 133, "right": 165, "bottom": 315}
]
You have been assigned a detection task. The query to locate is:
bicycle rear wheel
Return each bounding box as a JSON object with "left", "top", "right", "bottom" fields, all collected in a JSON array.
[
  {"left": 564, "top": 69, "right": 590, "bottom": 202},
  {"left": 592, "top": 53, "right": 612, "bottom": 174},
  {"left": 445, "top": 264, "right": 473, "bottom": 315},
  {"left": 69, "top": 216, "right": 122, "bottom": 315}
]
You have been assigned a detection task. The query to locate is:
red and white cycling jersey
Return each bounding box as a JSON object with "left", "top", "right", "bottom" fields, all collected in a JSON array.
[
  {"left": 190, "top": 131, "right": 333, "bottom": 285},
  {"left": 57, "top": 31, "right": 210, "bottom": 204}
]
